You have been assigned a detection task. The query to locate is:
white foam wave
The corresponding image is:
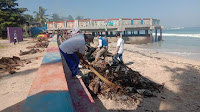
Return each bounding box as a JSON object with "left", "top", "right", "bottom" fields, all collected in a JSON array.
[
  {"left": 170, "top": 27, "right": 184, "bottom": 30},
  {"left": 165, "top": 52, "right": 192, "bottom": 56},
  {"left": 153, "top": 33, "right": 200, "bottom": 38}
]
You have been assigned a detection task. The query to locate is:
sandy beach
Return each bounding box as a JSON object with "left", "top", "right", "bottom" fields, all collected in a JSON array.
[
  {"left": 91, "top": 40, "right": 200, "bottom": 112},
  {"left": 0, "top": 38, "right": 45, "bottom": 112},
  {"left": 0, "top": 38, "right": 200, "bottom": 112}
]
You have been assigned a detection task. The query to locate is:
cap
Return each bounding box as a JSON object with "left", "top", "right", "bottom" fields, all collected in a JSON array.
[
  {"left": 71, "top": 28, "right": 80, "bottom": 34},
  {"left": 84, "top": 34, "right": 94, "bottom": 43}
]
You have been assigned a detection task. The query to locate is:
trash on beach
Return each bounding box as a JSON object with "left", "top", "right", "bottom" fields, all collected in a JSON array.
[
  {"left": 19, "top": 48, "right": 43, "bottom": 56},
  {"left": 0, "top": 56, "right": 23, "bottom": 74},
  {"left": 82, "top": 60, "right": 164, "bottom": 106},
  {"left": 0, "top": 56, "right": 32, "bottom": 74},
  {"left": 26, "top": 37, "right": 50, "bottom": 49}
]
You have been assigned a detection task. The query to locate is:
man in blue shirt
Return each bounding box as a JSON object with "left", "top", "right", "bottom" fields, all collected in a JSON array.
[{"left": 95, "top": 34, "right": 108, "bottom": 62}]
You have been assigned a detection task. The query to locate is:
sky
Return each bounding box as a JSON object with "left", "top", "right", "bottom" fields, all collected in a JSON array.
[{"left": 17, "top": 0, "right": 200, "bottom": 27}]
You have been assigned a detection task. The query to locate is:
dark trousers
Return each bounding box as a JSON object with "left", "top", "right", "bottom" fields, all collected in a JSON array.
[
  {"left": 59, "top": 48, "right": 79, "bottom": 77},
  {"left": 14, "top": 39, "right": 18, "bottom": 45},
  {"left": 113, "top": 53, "right": 123, "bottom": 63}
]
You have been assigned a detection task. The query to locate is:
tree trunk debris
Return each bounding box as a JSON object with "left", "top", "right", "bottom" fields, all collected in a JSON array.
[
  {"left": 0, "top": 56, "right": 31, "bottom": 74},
  {"left": 83, "top": 61, "right": 164, "bottom": 106},
  {"left": 26, "top": 37, "right": 49, "bottom": 49}
]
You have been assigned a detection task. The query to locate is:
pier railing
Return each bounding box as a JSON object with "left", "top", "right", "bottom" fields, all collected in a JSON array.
[{"left": 46, "top": 18, "right": 161, "bottom": 31}]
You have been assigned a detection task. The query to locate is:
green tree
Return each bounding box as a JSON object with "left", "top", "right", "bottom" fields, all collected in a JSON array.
[
  {"left": 0, "top": 0, "right": 27, "bottom": 30},
  {"left": 33, "top": 6, "right": 47, "bottom": 27},
  {"left": 66, "top": 15, "right": 74, "bottom": 21},
  {"left": 75, "top": 16, "right": 84, "bottom": 20},
  {"left": 23, "top": 14, "right": 33, "bottom": 36},
  {"left": 24, "top": 14, "right": 34, "bottom": 23},
  {"left": 50, "top": 13, "right": 64, "bottom": 22}
]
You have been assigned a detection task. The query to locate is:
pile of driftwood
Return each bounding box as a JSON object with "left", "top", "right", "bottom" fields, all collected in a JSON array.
[
  {"left": 0, "top": 56, "right": 31, "bottom": 74},
  {"left": 27, "top": 37, "right": 49, "bottom": 49},
  {"left": 20, "top": 37, "right": 48, "bottom": 56},
  {"left": 83, "top": 61, "right": 164, "bottom": 106},
  {"left": 19, "top": 49, "right": 43, "bottom": 56}
]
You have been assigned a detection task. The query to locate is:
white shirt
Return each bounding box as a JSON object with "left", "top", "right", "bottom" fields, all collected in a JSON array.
[
  {"left": 97, "top": 37, "right": 102, "bottom": 48},
  {"left": 116, "top": 38, "right": 124, "bottom": 54},
  {"left": 59, "top": 33, "right": 85, "bottom": 54}
]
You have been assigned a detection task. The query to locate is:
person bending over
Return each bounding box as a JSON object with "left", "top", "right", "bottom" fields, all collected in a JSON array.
[{"left": 59, "top": 28, "right": 92, "bottom": 77}]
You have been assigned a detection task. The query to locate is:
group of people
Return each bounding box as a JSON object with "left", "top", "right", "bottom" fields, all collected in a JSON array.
[
  {"left": 95, "top": 33, "right": 124, "bottom": 64},
  {"left": 59, "top": 28, "right": 124, "bottom": 78}
]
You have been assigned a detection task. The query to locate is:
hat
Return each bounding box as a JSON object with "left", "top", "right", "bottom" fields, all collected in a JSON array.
[
  {"left": 116, "top": 33, "right": 120, "bottom": 36},
  {"left": 71, "top": 28, "right": 80, "bottom": 34},
  {"left": 84, "top": 34, "right": 94, "bottom": 43}
]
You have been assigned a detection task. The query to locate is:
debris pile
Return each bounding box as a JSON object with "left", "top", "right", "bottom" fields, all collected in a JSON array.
[
  {"left": 19, "top": 49, "right": 43, "bottom": 56},
  {"left": 83, "top": 61, "right": 164, "bottom": 106},
  {"left": 26, "top": 37, "right": 49, "bottom": 49},
  {"left": 0, "top": 56, "right": 31, "bottom": 74}
]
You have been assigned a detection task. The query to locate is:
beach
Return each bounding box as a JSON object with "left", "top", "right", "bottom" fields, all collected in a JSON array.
[
  {"left": 0, "top": 38, "right": 45, "bottom": 112},
  {"left": 0, "top": 36, "right": 200, "bottom": 111},
  {"left": 92, "top": 41, "right": 200, "bottom": 111}
]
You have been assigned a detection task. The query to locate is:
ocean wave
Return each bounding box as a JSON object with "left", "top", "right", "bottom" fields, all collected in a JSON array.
[
  {"left": 165, "top": 52, "right": 192, "bottom": 56},
  {"left": 170, "top": 27, "right": 184, "bottom": 30},
  {"left": 153, "top": 33, "right": 200, "bottom": 38}
]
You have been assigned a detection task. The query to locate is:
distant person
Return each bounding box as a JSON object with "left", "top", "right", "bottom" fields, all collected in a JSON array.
[
  {"left": 95, "top": 34, "right": 108, "bottom": 62},
  {"left": 58, "top": 29, "right": 62, "bottom": 39},
  {"left": 59, "top": 28, "right": 93, "bottom": 78},
  {"left": 63, "top": 30, "right": 67, "bottom": 39},
  {"left": 14, "top": 30, "right": 19, "bottom": 45},
  {"left": 113, "top": 33, "right": 124, "bottom": 63}
]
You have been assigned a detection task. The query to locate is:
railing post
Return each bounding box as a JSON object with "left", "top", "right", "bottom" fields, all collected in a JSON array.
[
  {"left": 53, "top": 22, "right": 55, "bottom": 29},
  {"left": 150, "top": 18, "right": 153, "bottom": 26},
  {"left": 74, "top": 20, "right": 79, "bottom": 28},
  {"left": 90, "top": 20, "right": 93, "bottom": 27},
  {"left": 64, "top": 21, "right": 67, "bottom": 28}
]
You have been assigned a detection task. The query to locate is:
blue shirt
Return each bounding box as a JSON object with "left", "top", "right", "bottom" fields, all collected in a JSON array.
[{"left": 99, "top": 37, "right": 108, "bottom": 47}]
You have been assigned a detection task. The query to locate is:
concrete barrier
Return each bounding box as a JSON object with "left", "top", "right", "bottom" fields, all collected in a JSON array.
[
  {"left": 22, "top": 35, "right": 74, "bottom": 112},
  {"left": 22, "top": 35, "right": 98, "bottom": 112},
  {"left": 58, "top": 35, "right": 99, "bottom": 112}
]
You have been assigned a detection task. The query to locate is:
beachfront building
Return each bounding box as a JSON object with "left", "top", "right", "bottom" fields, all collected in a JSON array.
[{"left": 46, "top": 18, "right": 164, "bottom": 43}]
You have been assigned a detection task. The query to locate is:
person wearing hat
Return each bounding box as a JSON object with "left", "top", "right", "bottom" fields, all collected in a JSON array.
[
  {"left": 71, "top": 28, "right": 81, "bottom": 37},
  {"left": 59, "top": 28, "right": 93, "bottom": 78},
  {"left": 95, "top": 34, "right": 108, "bottom": 62},
  {"left": 113, "top": 33, "right": 124, "bottom": 63}
]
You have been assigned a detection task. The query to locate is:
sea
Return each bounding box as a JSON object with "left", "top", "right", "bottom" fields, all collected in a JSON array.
[{"left": 138, "top": 27, "right": 200, "bottom": 61}]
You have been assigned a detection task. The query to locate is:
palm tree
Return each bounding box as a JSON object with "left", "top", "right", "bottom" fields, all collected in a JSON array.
[
  {"left": 33, "top": 6, "right": 47, "bottom": 27},
  {"left": 23, "top": 14, "right": 34, "bottom": 36},
  {"left": 24, "top": 14, "right": 34, "bottom": 24}
]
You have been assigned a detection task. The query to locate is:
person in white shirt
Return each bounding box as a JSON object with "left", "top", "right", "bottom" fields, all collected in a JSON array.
[
  {"left": 113, "top": 33, "right": 124, "bottom": 63},
  {"left": 59, "top": 28, "right": 93, "bottom": 77}
]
